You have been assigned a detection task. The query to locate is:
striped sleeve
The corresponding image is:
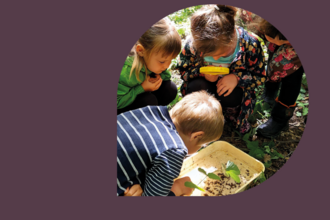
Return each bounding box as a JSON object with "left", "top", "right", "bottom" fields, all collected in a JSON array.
[{"left": 142, "top": 148, "right": 186, "bottom": 196}]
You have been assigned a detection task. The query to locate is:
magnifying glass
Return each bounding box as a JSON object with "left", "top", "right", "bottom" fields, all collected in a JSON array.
[{"left": 200, "top": 67, "right": 230, "bottom": 75}]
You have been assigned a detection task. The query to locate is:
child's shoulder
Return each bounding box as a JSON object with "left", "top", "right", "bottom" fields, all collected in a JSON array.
[{"left": 238, "top": 26, "right": 262, "bottom": 46}]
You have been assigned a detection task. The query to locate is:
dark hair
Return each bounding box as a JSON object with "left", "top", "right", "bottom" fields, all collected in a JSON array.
[
  {"left": 190, "top": 4, "right": 238, "bottom": 55},
  {"left": 259, "top": 19, "right": 287, "bottom": 41}
]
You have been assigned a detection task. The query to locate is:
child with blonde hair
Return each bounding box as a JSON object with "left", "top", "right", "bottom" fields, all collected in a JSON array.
[
  {"left": 117, "top": 91, "right": 224, "bottom": 196},
  {"left": 176, "top": 4, "right": 266, "bottom": 134},
  {"left": 117, "top": 17, "right": 181, "bottom": 115}
]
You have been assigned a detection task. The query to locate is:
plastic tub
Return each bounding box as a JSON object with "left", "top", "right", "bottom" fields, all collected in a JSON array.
[{"left": 177, "top": 141, "right": 265, "bottom": 196}]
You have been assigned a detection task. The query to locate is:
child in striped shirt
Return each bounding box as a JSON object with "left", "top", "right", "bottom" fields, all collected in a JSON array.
[{"left": 117, "top": 91, "right": 224, "bottom": 196}]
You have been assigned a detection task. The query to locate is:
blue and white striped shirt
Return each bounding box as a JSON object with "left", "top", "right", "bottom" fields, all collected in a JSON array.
[{"left": 117, "top": 106, "right": 188, "bottom": 196}]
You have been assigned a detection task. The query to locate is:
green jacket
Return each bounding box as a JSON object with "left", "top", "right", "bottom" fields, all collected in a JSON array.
[{"left": 117, "top": 56, "right": 172, "bottom": 109}]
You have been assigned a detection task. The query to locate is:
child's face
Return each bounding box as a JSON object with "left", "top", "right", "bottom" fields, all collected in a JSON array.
[
  {"left": 265, "top": 35, "right": 290, "bottom": 46},
  {"left": 206, "top": 46, "right": 236, "bottom": 60},
  {"left": 144, "top": 52, "right": 174, "bottom": 74}
]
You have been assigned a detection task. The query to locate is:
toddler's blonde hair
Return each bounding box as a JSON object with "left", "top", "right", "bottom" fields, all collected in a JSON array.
[{"left": 170, "top": 91, "right": 224, "bottom": 145}]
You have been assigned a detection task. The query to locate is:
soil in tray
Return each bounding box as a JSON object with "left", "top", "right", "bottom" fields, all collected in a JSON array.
[{"left": 201, "top": 170, "right": 251, "bottom": 196}]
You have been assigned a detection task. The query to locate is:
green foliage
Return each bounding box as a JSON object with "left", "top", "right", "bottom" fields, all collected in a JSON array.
[
  {"left": 255, "top": 172, "right": 266, "bottom": 183},
  {"left": 198, "top": 168, "right": 221, "bottom": 181},
  {"left": 224, "top": 161, "right": 241, "bottom": 183},
  {"left": 207, "top": 173, "right": 221, "bottom": 181},
  {"left": 184, "top": 181, "right": 205, "bottom": 192},
  {"left": 168, "top": 5, "right": 202, "bottom": 39}
]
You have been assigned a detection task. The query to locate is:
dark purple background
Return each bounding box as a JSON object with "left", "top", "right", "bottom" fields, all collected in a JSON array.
[{"left": 1, "top": 0, "right": 328, "bottom": 219}]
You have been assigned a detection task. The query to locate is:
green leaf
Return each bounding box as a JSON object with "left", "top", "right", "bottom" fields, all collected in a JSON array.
[
  {"left": 246, "top": 140, "right": 259, "bottom": 150},
  {"left": 300, "top": 87, "right": 306, "bottom": 93},
  {"left": 255, "top": 101, "right": 263, "bottom": 112},
  {"left": 264, "top": 146, "right": 270, "bottom": 154},
  {"left": 226, "top": 161, "right": 240, "bottom": 175},
  {"left": 262, "top": 102, "right": 271, "bottom": 111},
  {"left": 228, "top": 173, "right": 240, "bottom": 183},
  {"left": 198, "top": 168, "right": 207, "bottom": 175},
  {"left": 271, "top": 149, "right": 284, "bottom": 159},
  {"left": 249, "top": 148, "right": 265, "bottom": 161},
  {"left": 262, "top": 140, "right": 275, "bottom": 148},
  {"left": 296, "top": 111, "right": 302, "bottom": 117},
  {"left": 184, "top": 181, "right": 205, "bottom": 192},
  {"left": 298, "top": 93, "right": 305, "bottom": 101},
  {"left": 303, "top": 107, "right": 309, "bottom": 116},
  {"left": 207, "top": 173, "right": 221, "bottom": 181},
  {"left": 264, "top": 161, "right": 272, "bottom": 168},
  {"left": 258, "top": 172, "right": 266, "bottom": 183},
  {"left": 243, "top": 132, "right": 250, "bottom": 142}
]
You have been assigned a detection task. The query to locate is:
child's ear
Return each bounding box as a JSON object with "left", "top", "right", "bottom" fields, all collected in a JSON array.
[
  {"left": 190, "top": 131, "right": 204, "bottom": 141},
  {"left": 136, "top": 44, "right": 145, "bottom": 57}
]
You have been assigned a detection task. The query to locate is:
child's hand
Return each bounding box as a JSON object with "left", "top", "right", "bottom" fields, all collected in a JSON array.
[
  {"left": 124, "top": 184, "right": 143, "bottom": 196},
  {"left": 141, "top": 76, "right": 162, "bottom": 92},
  {"left": 170, "top": 176, "right": 194, "bottom": 196},
  {"left": 204, "top": 74, "right": 219, "bottom": 82},
  {"left": 216, "top": 74, "right": 238, "bottom": 97},
  {"left": 148, "top": 74, "right": 161, "bottom": 83}
]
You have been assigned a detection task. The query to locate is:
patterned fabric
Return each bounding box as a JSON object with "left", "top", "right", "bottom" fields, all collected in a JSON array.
[
  {"left": 117, "top": 106, "right": 188, "bottom": 196},
  {"left": 175, "top": 27, "right": 266, "bottom": 134},
  {"left": 235, "top": 9, "right": 303, "bottom": 82},
  {"left": 267, "top": 42, "right": 302, "bottom": 82}
]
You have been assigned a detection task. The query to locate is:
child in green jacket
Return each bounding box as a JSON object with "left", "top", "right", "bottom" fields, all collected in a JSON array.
[{"left": 117, "top": 18, "right": 181, "bottom": 114}]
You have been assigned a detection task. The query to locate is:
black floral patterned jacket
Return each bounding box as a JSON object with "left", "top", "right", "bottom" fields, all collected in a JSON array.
[{"left": 175, "top": 26, "right": 267, "bottom": 134}]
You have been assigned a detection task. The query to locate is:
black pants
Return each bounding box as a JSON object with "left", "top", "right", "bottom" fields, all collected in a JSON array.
[
  {"left": 117, "top": 80, "right": 177, "bottom": 115},
  {"left": 268, "top": 66, "right": 304, "bottom": 106},
  {"left": 186, "top": 77, "right": 243, "bottom": 108}
]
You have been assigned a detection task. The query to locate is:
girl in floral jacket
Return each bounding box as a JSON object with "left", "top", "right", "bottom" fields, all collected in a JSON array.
[
  {"left": 176, "top": 5, "right": 266, "bottom": 134},
  {"left": 256, "top": 19, "right": 304, "bottom": 138},
  {"left": 236, "top": 10, "right": 305, "bottom": 138}
]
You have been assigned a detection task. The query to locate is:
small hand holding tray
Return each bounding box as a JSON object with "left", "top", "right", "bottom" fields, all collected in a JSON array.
[{"left": 200, "top": 67, "right": 230, "bottom": 75}]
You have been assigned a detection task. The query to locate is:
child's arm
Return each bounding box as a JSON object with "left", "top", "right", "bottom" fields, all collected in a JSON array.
[
  {"left": 142, "top": 148, "right": 187, "bottom": 196},
  {"left": 117, "top": 65, "right": 146, "bottom": 109},
  {"left": 232, "top": 31, "right": 267, "bottom": 90}
]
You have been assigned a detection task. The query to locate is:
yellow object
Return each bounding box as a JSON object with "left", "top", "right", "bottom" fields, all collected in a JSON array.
[
  {"left": 176, "top": 141, "right": 265, "bottom": 196},
  {"left": 200, "top": 67, "right": 230, "bottom": 75}
]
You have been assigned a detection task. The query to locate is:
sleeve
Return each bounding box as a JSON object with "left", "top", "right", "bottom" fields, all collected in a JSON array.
[
  {"left": 233, "top": 33, "right": 267, "bottom": 91},
  {"left": 160, "top": 69, "right": 172, "bottom": 81},
  {"left": 268, "top": 44, "right": 302, "bottom": 82},
  {"left": 117, "top": 65, "right": 146, "bottom": 109},
  {"left": 175, "top": 39, "right": 204, "bottom": 82},
  {"left": 142, "top": 148, "right": 186, "bottom": 196}
]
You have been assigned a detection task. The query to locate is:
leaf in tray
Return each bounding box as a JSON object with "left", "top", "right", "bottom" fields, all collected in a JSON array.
[
  {"left": 184, "top": 181, "right": 205, "bottom": 192},
  {"left": 207, "top": 173, "right": 221, "bottom": 181},
  {"left": 198, "top": 168, "right": 207, "bottom": 175},
  {"left": 226, "top": 161, "right": 240, "bottom": 175},
  {"left": 228, "top": 172, "right": 240, "bottom": 183}
]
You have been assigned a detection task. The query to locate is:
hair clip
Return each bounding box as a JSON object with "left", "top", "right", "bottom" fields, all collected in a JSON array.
[{"left": 214, "top": 5, "right": 219, "bottom": 10}]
